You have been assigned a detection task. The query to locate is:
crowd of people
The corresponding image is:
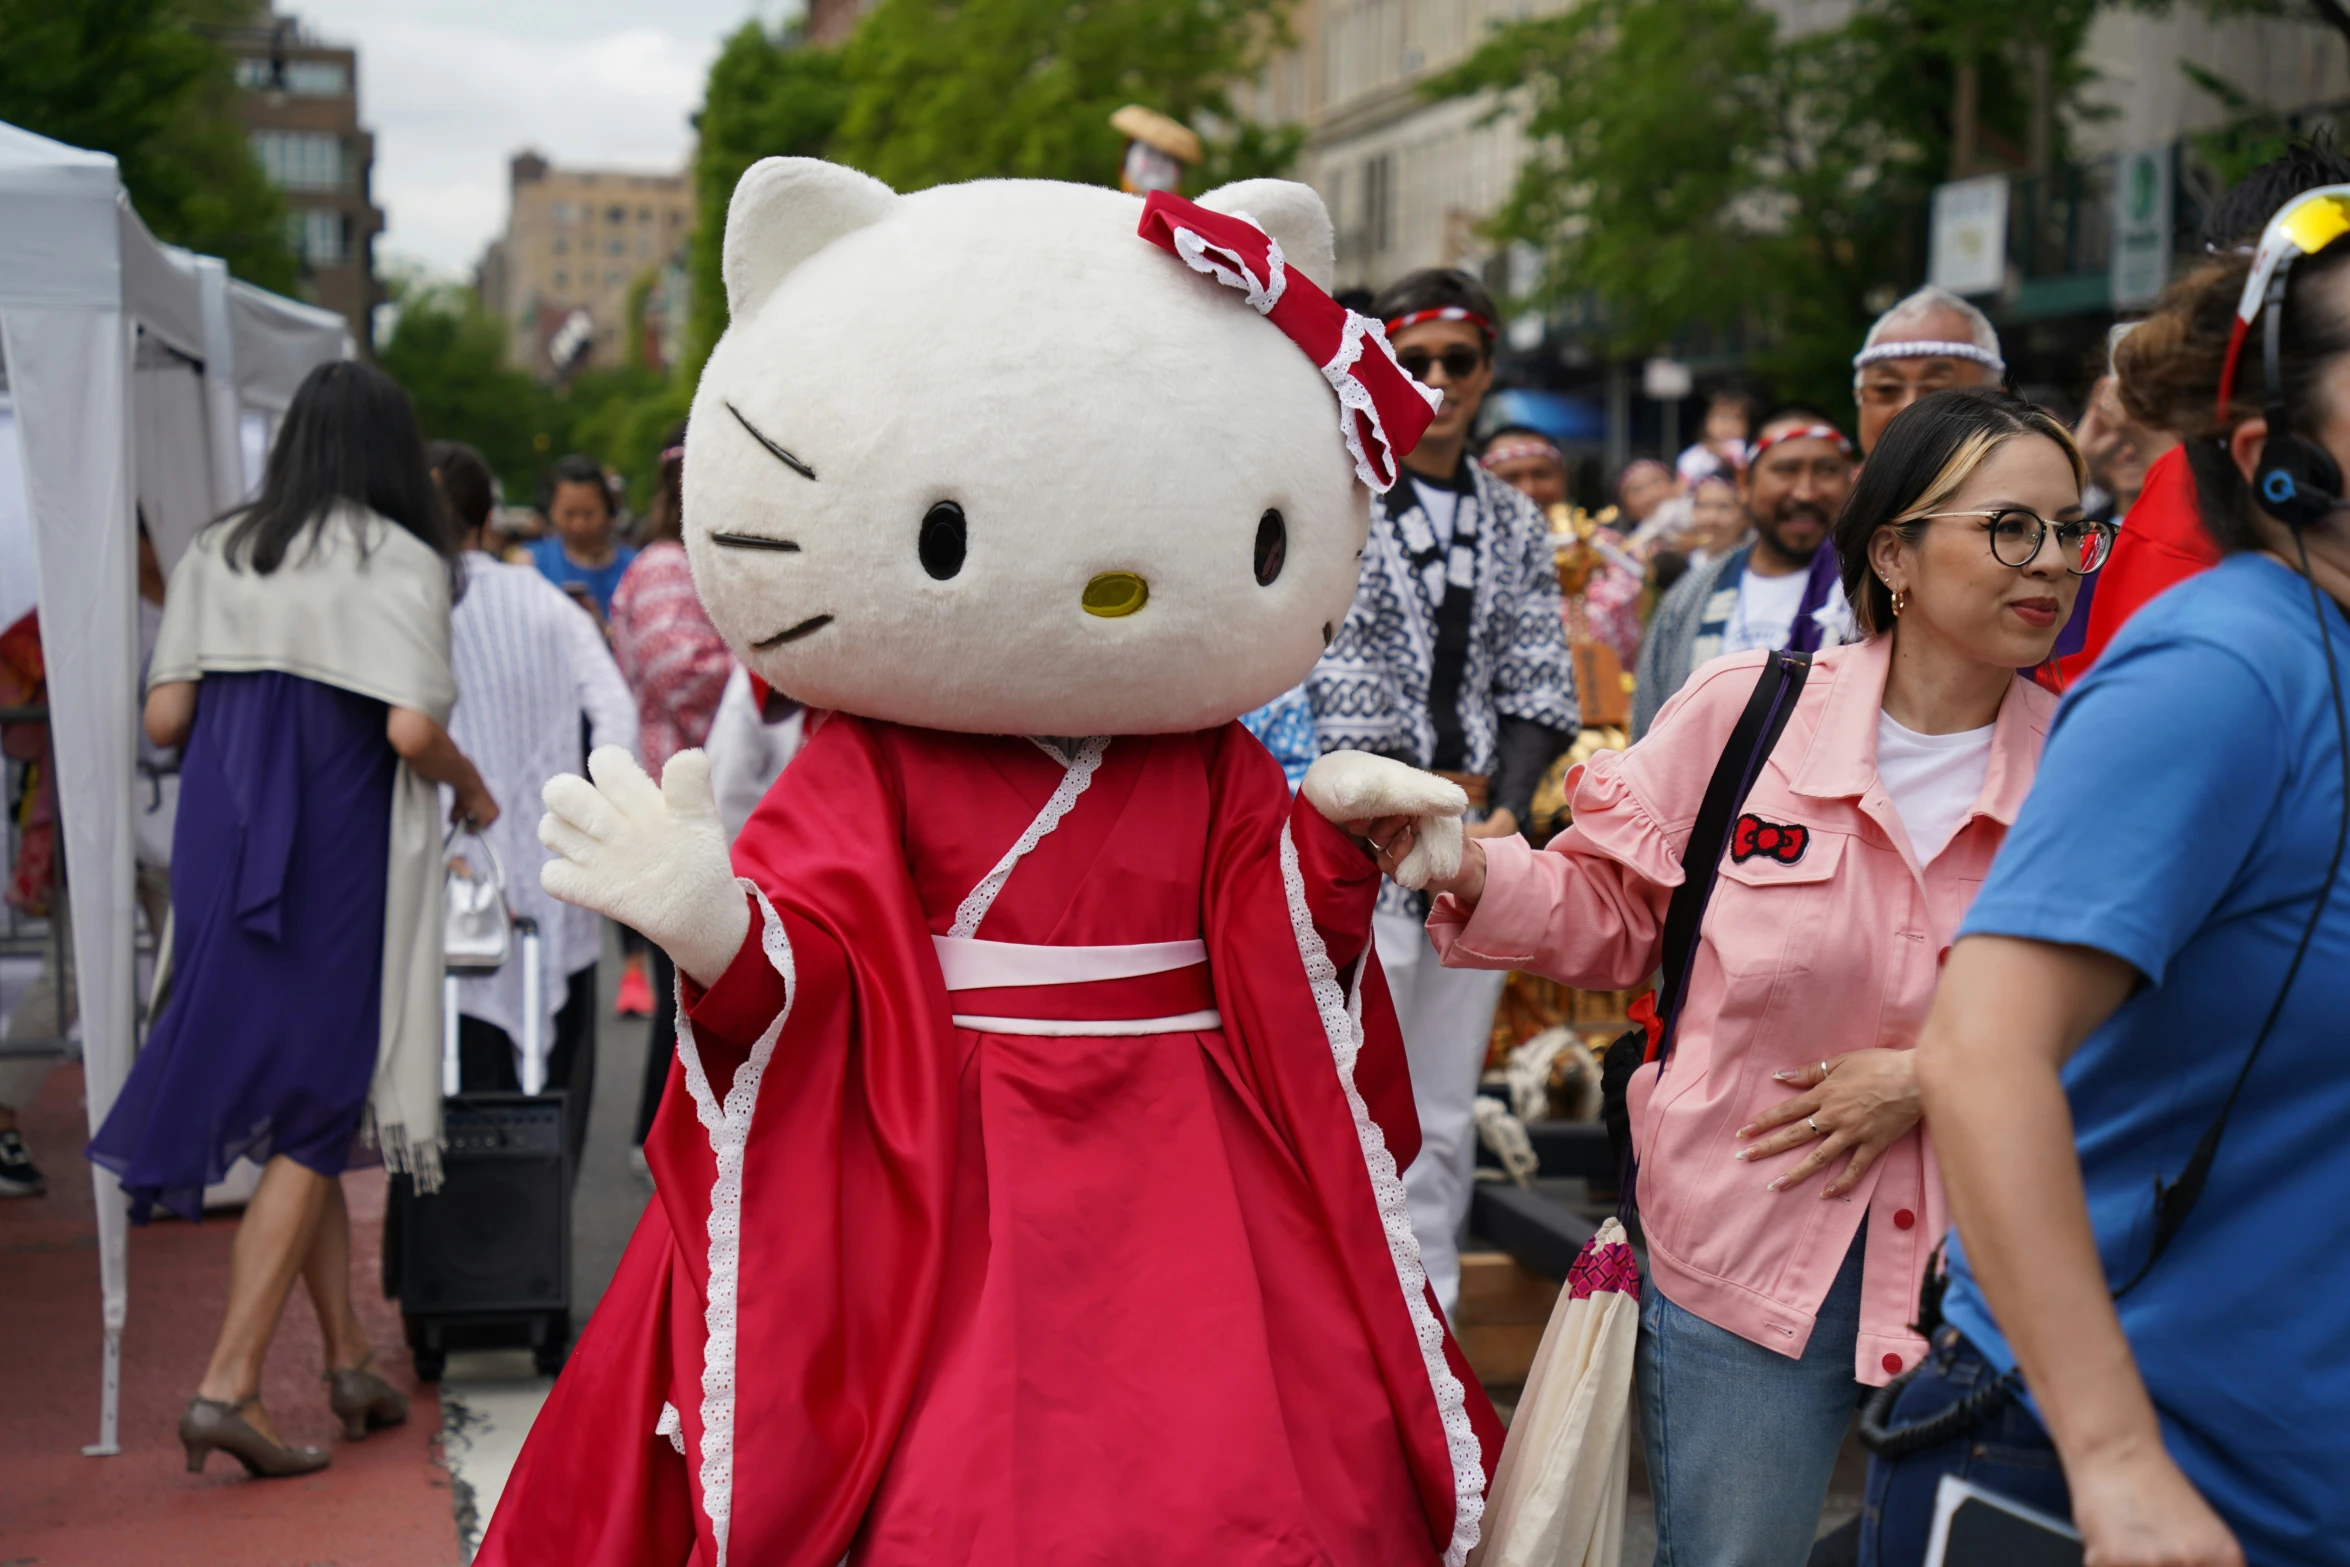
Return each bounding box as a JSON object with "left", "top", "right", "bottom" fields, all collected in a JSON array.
[{"left": 11, "top": 140, "right": 2348, "bottom": 1567}]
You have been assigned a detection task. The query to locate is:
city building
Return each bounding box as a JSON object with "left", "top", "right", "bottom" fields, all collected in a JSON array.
[
  {"left": 1241, "top": 0, "right": 2350, "bottom": 486},
  {"left": 1242, "top": 0, "right": 1566, "bottom": 300},
  {"left": 224, "top": 8, "right": 384, "bottom": 352},
  {"left": 477, "top": 153, "right": 695, "bottom": 381},
  {"left": 806, "top": 0, "right": 879, "bottom": 46}
]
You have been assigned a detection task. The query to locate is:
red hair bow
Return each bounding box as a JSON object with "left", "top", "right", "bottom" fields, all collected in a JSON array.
[{"left": 1136, "top": 191, "right": 1439, "bottom": 491}]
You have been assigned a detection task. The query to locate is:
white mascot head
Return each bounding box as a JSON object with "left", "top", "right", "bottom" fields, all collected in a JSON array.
[{"left": 684, "top": 159, "right": 1402, "bottom": 736}]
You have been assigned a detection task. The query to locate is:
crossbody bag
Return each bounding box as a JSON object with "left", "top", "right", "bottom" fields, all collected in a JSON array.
[{"left": 1600, "top": 650, "right": 1814, "bottom": 1213}]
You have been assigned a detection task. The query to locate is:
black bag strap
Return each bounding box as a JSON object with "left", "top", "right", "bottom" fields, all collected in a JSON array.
[{"left": 1652, "top": 650, "right": 1813, "bottom": 1064}]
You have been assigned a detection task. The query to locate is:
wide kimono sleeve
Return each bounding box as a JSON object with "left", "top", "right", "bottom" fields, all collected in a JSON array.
[
  {"left": 476, "top": 713, "right": 962, "bottom": 1567},
  {"left": 1428, "top": 649, "right": 1772, "bottom": 989},
  {"left": 1200, "top": 725, "right": 1503, "bottom": 1567}
]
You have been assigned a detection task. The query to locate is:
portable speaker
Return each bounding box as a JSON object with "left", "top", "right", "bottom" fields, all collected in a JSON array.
[{"left": 385, "top": 1091, "right": 571, "bottom": 1378}]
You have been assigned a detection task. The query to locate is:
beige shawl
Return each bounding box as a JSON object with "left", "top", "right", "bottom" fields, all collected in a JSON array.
[{"left": 150, "top": 503, "right": 456, "bottom": 1188}]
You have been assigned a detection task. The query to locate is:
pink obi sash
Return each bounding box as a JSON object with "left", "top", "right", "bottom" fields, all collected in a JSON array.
[{"left": 930, "top": 936, "right": 1220, "bottom": 1036}]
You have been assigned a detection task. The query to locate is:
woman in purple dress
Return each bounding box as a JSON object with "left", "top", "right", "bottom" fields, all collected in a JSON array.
[{"left": 90, "top": 362, "right": 498, "bottom": 1479}]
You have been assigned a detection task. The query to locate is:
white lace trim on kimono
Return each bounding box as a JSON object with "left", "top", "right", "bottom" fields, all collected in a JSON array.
[
  {"left": 1277, "top": 823, "right": 1484, "bottom": 1566},
  {"left": 671, "top": 880, "right": 797, "bottom": 1567}
]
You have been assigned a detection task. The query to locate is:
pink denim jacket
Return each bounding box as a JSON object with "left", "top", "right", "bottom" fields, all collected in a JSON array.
[{"left": 1428, "top": 636, "right": 2054, "bottom": 1383}]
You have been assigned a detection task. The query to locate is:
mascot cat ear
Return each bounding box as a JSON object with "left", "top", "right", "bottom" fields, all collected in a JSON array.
[
  {"left": 724, "top": 157, "right": 901, "bottom": 322},
  {"left": 1197, "top": 179, "right": 1335, "bottom": 295}
]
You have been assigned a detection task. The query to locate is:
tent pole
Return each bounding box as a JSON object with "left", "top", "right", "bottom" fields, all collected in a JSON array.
[{"left": 82, "top": 1164, "right": 126, "bottom": 1457}]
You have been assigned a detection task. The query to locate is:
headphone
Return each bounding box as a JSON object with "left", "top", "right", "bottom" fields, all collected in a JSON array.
[{"left": 2251, "top": 263, "right": 2348, "bottom": 531}]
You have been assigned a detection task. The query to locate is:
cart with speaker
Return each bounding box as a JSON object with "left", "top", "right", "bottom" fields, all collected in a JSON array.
[{"left": 386, "top": 846, "right": 575, "bottom": 1381}]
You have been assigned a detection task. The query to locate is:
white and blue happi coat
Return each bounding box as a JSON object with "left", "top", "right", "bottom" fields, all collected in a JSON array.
[{"left": 1307, "top": 462, "right": 1579, "bottom": 913}]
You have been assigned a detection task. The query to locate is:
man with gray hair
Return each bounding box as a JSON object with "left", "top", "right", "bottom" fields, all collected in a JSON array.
[{"left": 1852, "top": 285, "right": 2006, "bottom": 453}]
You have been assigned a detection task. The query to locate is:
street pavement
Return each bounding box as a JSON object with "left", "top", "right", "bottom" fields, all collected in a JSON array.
[
  {"left": 436, "top": 944, "right": 654, "bottom": 1556},
  {"left": 1, "top": 938, "right": 655, "bottom": 1567},
  {"left": 3, "top": 936, "right": 1856, "bottom": 1564}
]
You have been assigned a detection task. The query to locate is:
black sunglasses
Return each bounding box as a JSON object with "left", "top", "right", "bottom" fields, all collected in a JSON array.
[{"left": 1396, "top": 346, "right": 1486, "bottom": 383}]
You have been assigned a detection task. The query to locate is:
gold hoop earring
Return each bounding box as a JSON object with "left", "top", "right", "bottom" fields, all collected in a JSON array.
[{"left": 1891, "top": 587, "right": 1909, "bottom": 617}]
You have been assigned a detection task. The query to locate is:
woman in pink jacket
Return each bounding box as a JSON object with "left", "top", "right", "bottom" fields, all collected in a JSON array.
[{"left": 1406, "top": 388, "right": 2106, "bottom": 1565}]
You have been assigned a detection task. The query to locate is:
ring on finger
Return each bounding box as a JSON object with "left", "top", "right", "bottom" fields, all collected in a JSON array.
[{"left": 1806, "top": 1115, "right": 1822, "bottom": 1136}]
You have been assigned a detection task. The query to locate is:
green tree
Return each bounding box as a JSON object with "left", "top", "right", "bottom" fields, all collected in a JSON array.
[
  {"left": 683, "top": 24, "right": 849, "bottom": 381},
  {"left": 0, "top": 0, "right": 297, "bottom": 291},
  {"left": 829, "top": 0, "right": 1292, "bottom": 193},
  {"left": 377, "top": 277, "right": 556, "bottom": 500},
  {"left": 1435, "top": 0, "right": 2098, "bottom": 416}
]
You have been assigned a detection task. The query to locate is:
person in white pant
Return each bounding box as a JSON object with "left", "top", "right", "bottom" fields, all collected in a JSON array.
[{"left": 1307, "top": 267, "right": 1579, "bottom": 1315}]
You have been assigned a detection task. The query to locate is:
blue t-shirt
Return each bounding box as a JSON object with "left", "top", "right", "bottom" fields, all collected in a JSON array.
[
  {"left": 1945, "top": 555, "right": 2350, "bottom": 1563},
  {"left": 525, "top": 534, "right": 636, "bottom": 619}
]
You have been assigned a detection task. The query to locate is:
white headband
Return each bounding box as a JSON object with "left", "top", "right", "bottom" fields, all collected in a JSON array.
[{"left": 1852, "top": 338, "right": 2005, "bottom": 374}]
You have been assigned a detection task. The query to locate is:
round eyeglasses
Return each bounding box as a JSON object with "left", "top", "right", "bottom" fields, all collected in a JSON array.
[{"left": 1913, "top": 508, "right": 2117, "bottom": 574}]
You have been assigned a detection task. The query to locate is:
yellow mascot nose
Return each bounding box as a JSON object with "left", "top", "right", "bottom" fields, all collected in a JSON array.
[{"left": 1082, "top": 572, "right": 1149, "bottom": 618}]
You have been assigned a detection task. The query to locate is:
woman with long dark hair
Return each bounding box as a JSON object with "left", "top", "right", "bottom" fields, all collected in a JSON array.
[
  {"left": 90, "top": 360, "right": 497, "bottom": 1478},
  {"left": 1406, "top": 388, "right": 2101, "bottom": 1565}
]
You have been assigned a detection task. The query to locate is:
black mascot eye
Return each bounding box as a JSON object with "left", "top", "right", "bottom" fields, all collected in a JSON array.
[
  {"left": 919, "top": 501, "right": 967, "bottom": 581},
  {"left": 1253, "top": 509, "right": 1287, "bottom": 587}
]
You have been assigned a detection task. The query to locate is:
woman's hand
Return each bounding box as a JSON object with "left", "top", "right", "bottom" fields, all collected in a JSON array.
[
  {"left": 1299, "top": 752, "right": 1466, "bottom": 891},
  {"left": 1349, "top": 814, "right": 1489, "bottom": 906},
  {"left": 451, "top": 773, "right": 500, "bottom": 830},
  {"left": 1735, "top": 1048, "right": 1921, "bottom": 1197},
  {"left": 387, "top": 706, "right": 499, "bottom": 828},
  {"left": 2070, "top": 1440, "right": 2244, "bottom": 1567}
]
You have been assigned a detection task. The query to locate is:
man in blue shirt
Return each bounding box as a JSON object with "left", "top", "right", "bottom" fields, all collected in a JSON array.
[
  {"left": 526, "top": 453, "right": 635, "bottom": 619},
  {"left": 1872, "top": 550, "right": 2350, "bottom": 1566}
]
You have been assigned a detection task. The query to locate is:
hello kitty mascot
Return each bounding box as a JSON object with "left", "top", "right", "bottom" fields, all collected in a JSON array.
[{"left": 476, "top": 160, "right": 1502, "bottom": 1567}]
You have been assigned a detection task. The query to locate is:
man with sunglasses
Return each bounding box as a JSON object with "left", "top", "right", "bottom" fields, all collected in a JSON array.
[
  {"left": 1632, "top": 408, "right": 1858, "bottom": 738},
  {"left": 1308, "top": 267, "right": 1579, "bottom": 1317}
]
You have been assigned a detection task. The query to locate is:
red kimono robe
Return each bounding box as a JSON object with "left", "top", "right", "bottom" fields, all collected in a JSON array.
[{"left": 476, "top": 714, "right": 1501, "bottom": 1567}]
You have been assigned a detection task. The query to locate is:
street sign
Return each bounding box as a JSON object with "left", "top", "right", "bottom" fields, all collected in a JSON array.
[
  {"left": 1931, "top": 175, "right": 2009, "bottom": 298},
  {"left": 1641, "top": 357, "right": 1692, "bottom": 400},
  {"left": 2111, "top": 145, "right": 2174, "bottom": 310}
]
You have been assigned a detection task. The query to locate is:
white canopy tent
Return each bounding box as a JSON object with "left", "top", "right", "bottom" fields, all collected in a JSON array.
[{"left": 0, "top": 119, "right": 349, "bottom": 1454}]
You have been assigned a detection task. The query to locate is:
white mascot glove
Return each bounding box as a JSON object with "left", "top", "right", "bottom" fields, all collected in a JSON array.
[
  {"left": 1299, "top": 750, "right": 1469, "bottom": 890},
  {"left": 539, "top": 747, "right": 749, "bottom": 989}
]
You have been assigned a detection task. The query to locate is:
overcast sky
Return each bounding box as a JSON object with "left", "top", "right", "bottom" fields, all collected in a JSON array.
[{"left": 289, "top": 0, "right": 794, "bottom": 277}]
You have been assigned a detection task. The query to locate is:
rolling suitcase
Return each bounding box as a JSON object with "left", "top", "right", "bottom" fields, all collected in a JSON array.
[{"left": 383, "top": 915, "right": 575, "bottom": 1380}]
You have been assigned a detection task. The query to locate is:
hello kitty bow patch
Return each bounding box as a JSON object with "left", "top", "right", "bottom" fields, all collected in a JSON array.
[
  {"left": 1731, "top": 814, "right": 1808, "bottom": 865},
  {"left": 1138, "top": 191, "right": 1440, "bottom": 491}
]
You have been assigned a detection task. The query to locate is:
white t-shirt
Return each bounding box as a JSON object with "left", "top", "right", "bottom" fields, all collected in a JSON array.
[
  {"left": 1721, "top": 566, "right": 1811, "bottom": 655},
  {"left": 1420, "top": 484, "right": 1462, "bottom": 551},
  {"left": 1875, "top": 713, "right": 1996, "bottom": 863}
]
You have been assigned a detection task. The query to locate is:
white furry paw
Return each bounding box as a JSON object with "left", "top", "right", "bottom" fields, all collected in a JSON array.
[
  {"left": 1299, "top": 750, "right": 1468, "bottom": 891},
  {"left": 540, "top": 747, "right": 749, "bottom": 987}
]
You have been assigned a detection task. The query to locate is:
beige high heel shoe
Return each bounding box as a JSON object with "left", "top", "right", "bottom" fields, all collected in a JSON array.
[
  {"left": 179, "top": 1395, "right": 331, "bottom": 1478},
  {"left": 325, "top": 1357, "right": 409, "bottom": 1441}
]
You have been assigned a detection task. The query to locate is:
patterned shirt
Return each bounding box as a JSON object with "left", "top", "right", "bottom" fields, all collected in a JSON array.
[
  {"left": 609, "top": 541, "right": 735, "bottom": 776},
  {"left": 1309, "top": 462, "right": 1579, "bottom": 918},
  {"left": 1239, "top": 683, "right": 1317, "bottom": 791},
  {"left": 1309, "top": 461, "right": 1579, "bottom": 779}
]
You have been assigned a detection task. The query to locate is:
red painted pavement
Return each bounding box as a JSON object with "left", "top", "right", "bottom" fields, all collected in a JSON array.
[{"left": 1, "top": 1065, "right": 461, "bottom": 1567}]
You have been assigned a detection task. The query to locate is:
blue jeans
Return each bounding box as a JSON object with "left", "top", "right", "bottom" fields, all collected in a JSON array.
[
  {"left": 1638, "top": 1237, "right": 1866, "bottom": 1567},
  {"left": 1859, "top": 1329, "right": 2070, "bottom": 1567}
]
